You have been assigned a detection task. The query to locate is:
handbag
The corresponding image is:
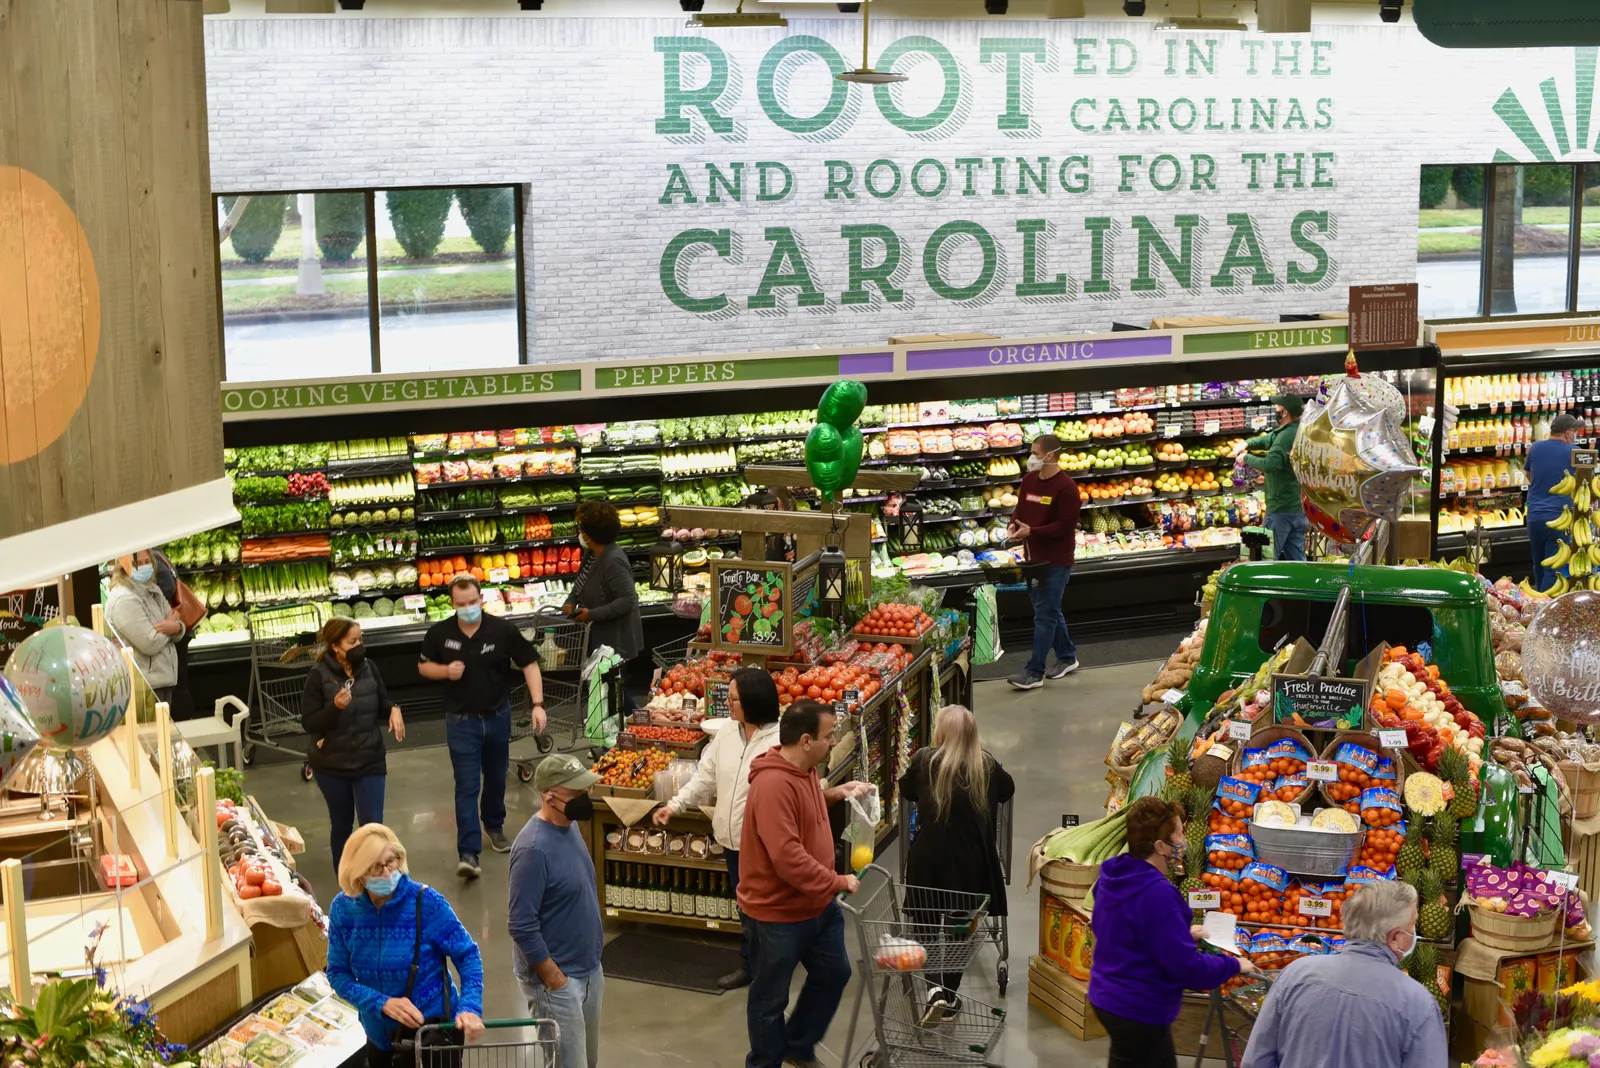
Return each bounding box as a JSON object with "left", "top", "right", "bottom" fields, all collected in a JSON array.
[
  {"left": 388, "top": 894, "right": 461, "bottom": 1068},
  {"left": 175, "top": 578, "right": 207, "bottom": 630}
]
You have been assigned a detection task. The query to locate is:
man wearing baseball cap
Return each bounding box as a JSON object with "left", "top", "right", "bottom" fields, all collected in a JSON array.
[
  {"left": 509, "top": 754, "right": 604, "bottom": 1068},
  {"left": 1234, "top": 395, "right": 1308, "bottom": 561},
  {"left": 1528, "top": 413, "right": 1584, "bottom": 591}
]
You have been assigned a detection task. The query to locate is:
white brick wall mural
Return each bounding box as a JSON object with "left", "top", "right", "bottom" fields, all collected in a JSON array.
[{"left": 202, "top": 18, "right": 1597, "bottom": 362}]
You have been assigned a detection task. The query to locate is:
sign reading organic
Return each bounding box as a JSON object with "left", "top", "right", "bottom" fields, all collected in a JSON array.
[{"left": 710, "top": 561, "right": 793, "bottom": 656}]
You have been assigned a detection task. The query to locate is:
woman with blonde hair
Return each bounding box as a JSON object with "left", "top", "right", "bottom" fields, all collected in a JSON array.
[
  {"left": 897, "top": 705, "right": 1015, "bottom": 1018},
  {"left": 301, "top": 617, "right": 405, "bottom": 868},
  {"left": 326, "top": 824, "right": 486, "bottom": 1068},
  {"left": 105, "top": 550, "right": 185, "bottom": 703}
]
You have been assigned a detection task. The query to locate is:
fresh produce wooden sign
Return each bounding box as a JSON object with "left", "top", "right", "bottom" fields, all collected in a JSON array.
[
  {"left": 710, "top": 561, "right": 792, "bottom": 656},
  {"left": 1272, "top": 672, "right": 1370, "bottom": 731}
]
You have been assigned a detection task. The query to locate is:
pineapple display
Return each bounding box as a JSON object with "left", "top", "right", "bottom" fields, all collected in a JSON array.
[
  {"left": 1437, "top": 747, "right": 1477, "bottom": 819},
  {"left": 1182, "top": 841, "right": 1208, "bottom": 897},
  {"left": 1163, "top": 734, "right": 1193, "bottom": 803},
  {"left": 1396, "top": 819, "right": 1427, "bottom": 883},
  {"left": 1408, "top": 942, "right": 1448, "bottom": 1019},
  {"left": 1185, "top": 785, "right": 1211, "bottom": 852},
  {"left": 1429, "top": 815, "right": 1458, "bottom": 882},
  {"left": 1418, "top": 869, "right": 1452, "bottom": 940}
]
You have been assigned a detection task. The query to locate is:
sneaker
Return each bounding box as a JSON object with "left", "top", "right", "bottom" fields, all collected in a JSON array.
[
  {"left": 1045, "top": 659, "right": 1080, "bottom": 679},
  {"left": 457, "top": 853, "right": 481, "bottom": 879},
  {"left": 921, "top": 987, "right": 955, "bottom": 1026},
  {"left": 1007, "top": 670, "right": 1044, "bottom": 691},
  {"left": 716, "top": 967, "right": 752, "bottom": 990},
  {"left": 486, "top": 829, "right": 512, "bottom": 854}
]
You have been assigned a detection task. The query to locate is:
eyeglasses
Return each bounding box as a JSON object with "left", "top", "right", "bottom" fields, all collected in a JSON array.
[{"left": 366, "top": 855, "right": 400, "bottom": 878}]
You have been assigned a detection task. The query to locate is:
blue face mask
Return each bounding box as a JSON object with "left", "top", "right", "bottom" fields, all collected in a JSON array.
[
  {"left": 457, "top": 603, "right": 482, "bottom": 624},
  {"left": 365, "top": 870, "right": 401, "bottom": 897},
  {"left": 130, "top": 564, "right": 154, "bottom": 585}
]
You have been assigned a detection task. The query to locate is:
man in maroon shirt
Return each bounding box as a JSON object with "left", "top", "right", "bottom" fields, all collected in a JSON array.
[{"left": 1006, "top": 433, "right": 1083, "bottom": 690}]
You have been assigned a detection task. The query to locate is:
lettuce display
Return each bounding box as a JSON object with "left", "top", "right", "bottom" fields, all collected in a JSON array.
[
  {"left": 231, "top": 475, "right": 290, "bottom": 502},
  {"left": 164, "top": 529, "right": 241, "bottom": 568},
  {"left": 663, "top": 476, "right": 749, "bottom": 508},
  {"left": 187, "top": 571, "right": 244, "bottom": 609},
  {"left": 239, "top": 502, "right": 330, "bottom": 536},
  {"left": 332, "top": 506, "right": 415, "bottom": 528},
  {"left": 225, "top": 443, "right": 329, "bottom": 472}
]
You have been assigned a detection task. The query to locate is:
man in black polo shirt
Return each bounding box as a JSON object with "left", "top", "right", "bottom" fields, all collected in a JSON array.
[{"left": 419, "top": 574, "right": 546, "bottom": 879}]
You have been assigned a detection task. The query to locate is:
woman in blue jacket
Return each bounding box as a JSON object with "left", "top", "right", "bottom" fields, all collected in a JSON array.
[
  {"left": 326, "top": 824, "right": 486, "bottom": 1068},
  {"left": 1089, "top": 796, "right": 1256, "bottom": 1068}
]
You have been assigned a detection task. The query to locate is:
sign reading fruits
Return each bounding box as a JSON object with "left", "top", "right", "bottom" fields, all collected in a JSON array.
[{"left": 710, "top": 561, "right": 793, "bottom": 656}]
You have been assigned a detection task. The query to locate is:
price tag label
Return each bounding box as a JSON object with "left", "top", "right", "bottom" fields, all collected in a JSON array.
[
  {"left": 1547, "top": 870, "right": 1580, "bottom": 893},
  {"left": 706, "top": 920, "right": 720, "bottom": 929},
  {"left": 1188, "top": 890, "right": 1222, "bottom": 910},
  {"left": 1062, "top": 814, "right": 1080, "bottom": 828},
  {"left": 489, "top": 567, "right": 510, "bottom": 583},
  {"left": 1204, "top": 420, "right": 1222, "bottom": 435},
  {"left": 843, "top": 687, "right": 861, "bottom": 709},
  {"left": 1251, "top": 416, "right": 1269, "bottom": 430},
  {"left": 1441, "top": 781, "right": 1456, "bottom": 803},
  {"left": 605, "top": 907, "right": 618, "bottom": 917},
  {"left": 834, "top": 700, "right": 847, "bottom": 719},
  {"left": 1298, "top": 897, "right": 1333, "bottom": 918},
  {"left": 1092, "top": 398, "right": 1114, "bottom": 413},
  {"left": 1228, "top": 719, "right": 1253, "bottom": 741},
  {"left": 1161, "top": 688, "right": 1185, "bottom": 706},
  {"left": 1377, "top": 729, "right": 1409, "bottom": 749},
  {"left": 402, "top": 594, "right": 426, "bottom": 611},
  {"left": 1306, "top": 760, "right": 1338, "bottom": 782},
  {"left": 1164, "top": 424, "right": 1182, "bottom": 438}
]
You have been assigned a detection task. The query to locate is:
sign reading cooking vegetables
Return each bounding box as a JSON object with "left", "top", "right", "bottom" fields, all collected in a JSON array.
[{"left": 710, "top": 561, "right": 793, "bottom": 657}]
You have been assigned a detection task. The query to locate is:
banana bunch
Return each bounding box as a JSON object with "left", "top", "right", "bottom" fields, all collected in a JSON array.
[
  {"left": 1577, "top": 479, "right": 1594, "bottom": 514},
  {"left": 1571, "top": 546, "right": 1594, "bottom": 578},
  {"left": 1550, "top": 508, "right": 1575, "bottom": 532},
  {"left": 1576, "top": 514, "right": 1594, "bottom": 549},
  {"left": 1543, "top": 542, "right": 1573, "bottom": 570},
  {"left": 1590, "top": 575, "right": 1600, "bottom": 592},
  {"left": 1552, "top": 472, "right": 1578, "bottom": 497},
  {"left": 1549, "top": 575, "right": 1571, "bottom": 596},
  {"left": 1520, "top": 577, "right": 1544, "bottom": 597}
]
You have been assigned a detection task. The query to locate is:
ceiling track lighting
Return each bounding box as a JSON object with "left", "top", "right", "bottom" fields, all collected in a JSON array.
[
  {"left": 1122, "top": 0, "right": 1146, "bottom": 15},
  {"left": 1379, "top": 0, "right": 1403, "bottom": 23},
  {"left": 984, "top": 0, "right": 1009, "bottom": 13},
  {"left": 687, "top": 0, "right": 787, "bottom": 28},
  {"left": 518, "top": 0, "right": 543, "bottom": 9},
  {"left": 837, "top": 0, "right": 907, "bottom": 84}
]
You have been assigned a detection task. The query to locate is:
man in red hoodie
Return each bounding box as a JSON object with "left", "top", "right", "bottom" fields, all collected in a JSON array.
[
  {"left": 1006, "top": 432, "right": 1083, "bottom": 690},
  {"left": 738, "top": 700, "right": 871, "bottom": 1068}
]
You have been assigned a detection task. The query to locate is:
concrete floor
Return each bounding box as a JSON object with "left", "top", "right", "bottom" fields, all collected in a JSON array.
[{"left": 247, "top": 662, "right": 1164, "bottom": 1068}]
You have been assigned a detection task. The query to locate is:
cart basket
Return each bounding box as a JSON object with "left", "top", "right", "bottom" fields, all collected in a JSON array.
[{"left": 408, "top": 1019, "right": 559, "bottom": 1068}]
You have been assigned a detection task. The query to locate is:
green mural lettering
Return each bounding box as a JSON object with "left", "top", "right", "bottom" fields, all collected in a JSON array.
[
  {"left": 1210, "top": 214, "right": 1276, "bottom": 288},
  {"left": 659, "top": 164, "right": 698, "bottom": 204},
  {"left": 655, "top": 38, "right": 734, "bottom": 136},
  {"left": 758, "top": 36, "right": 851, "bottom": 135},
  {"left": 1083, "top": 216, "right": 1116, "bottom": 295},
  {"left": 660, "top": 228, "right": 733, "bottom": 314},
  {"left": 706, "top": 162, "right": 745, "bottom": 203},
  {"left": 979, "top": 38, "right": 1047, "bottom": 132},
  {"left": 841, "top": 223, "right": 906, "bottom": 305},
  {"left": 1131, "top": 215, "right": 1201, "bottom": 292},
  {"left": 1015, "top": 219, "right": 1069, "bottom": 298},
  {"left": 874, "top": 37, "right": 964, "bottom": 134},
  {"left": 923, "top": 220, "right": 998, "bottom": 301},
  {"left": 749, "top": 227, "right": 826, "bottom": 309},
  {"left": 1287, "top": 210, "right": 1333, "bottom": 286}
]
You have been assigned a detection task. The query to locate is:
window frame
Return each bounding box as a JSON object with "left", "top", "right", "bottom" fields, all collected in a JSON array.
[{"left": 212, "top": 183, "right": 527, "bottom": 380}]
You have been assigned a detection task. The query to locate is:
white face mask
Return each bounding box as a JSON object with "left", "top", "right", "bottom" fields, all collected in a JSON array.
[
  {"left": 1025, "top": 456, "right": 1045, "bottom": 473},
  {"left": 1394, "top": 928, "right": 1418, "bottom": 962}
]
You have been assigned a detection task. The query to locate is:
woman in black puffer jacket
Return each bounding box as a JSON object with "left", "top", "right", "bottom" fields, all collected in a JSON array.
[{"left": 301, "top": 618, "right": 406, "bottom": 868}]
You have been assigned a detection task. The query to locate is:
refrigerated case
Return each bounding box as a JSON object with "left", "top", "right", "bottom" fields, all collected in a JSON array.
[{"left": 1428, "top": 317, "right": 1600, "bottom": 580}]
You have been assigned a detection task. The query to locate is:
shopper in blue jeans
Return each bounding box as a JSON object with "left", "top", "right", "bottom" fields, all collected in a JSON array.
[
  {"left": 1006, "top": 434, "right": 1082, "bottom": 690},
  {"left": 419, "top": 575, "right": 544, "bottom": 880},
  {"left": 1264, "top": 510, "right": 1309, "bottom": 564}
]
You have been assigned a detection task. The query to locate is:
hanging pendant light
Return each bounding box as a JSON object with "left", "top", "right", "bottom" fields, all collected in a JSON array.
[{"left": 837, "top": 0, "right": 907, "bottom": 84}]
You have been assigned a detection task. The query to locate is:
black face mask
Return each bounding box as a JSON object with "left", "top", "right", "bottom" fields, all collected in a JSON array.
[
  {"left": 344, "top": 643, "right": 368, "bottom": 672},
  {"left": 559, "top": 794, "right": 595, "bottom": 822}
]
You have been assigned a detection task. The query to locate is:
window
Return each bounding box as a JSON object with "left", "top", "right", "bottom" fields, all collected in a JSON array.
[
  {"left": 216, "top": 186, "right": 523, "bottom": 381},
  {"left": 1420, "top": 163, "right": 1594, "bottom": 319},
  {"left": 1258, "top": 598, "right": 1435, "bottom": 662}
]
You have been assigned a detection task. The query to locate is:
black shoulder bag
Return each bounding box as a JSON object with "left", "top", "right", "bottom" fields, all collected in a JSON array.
[{"left": 389, "top": 893, "right": 462, "bottom": 1068}]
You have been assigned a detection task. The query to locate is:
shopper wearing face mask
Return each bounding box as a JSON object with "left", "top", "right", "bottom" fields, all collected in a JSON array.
[
  {"left": 1089, "top": 796, "right": 1253, "bottom": 1068},
  {"left": 302, "top": 618, "right": 405, "bottom": 869},
  {"left": 105, "top": 550, "right": 185, "bottom": 704},
  {"left": 1006, "top": 433, "right": 1083, "bottom": 690},
  {"left": 1241, "top": 878, "right": 1446, "bottom": 1068},
  {"left": 1232, "top": 394, "right": 1308, "bottom": 562},
  {"left": 419, "top": 575, "right": 544, "bottom": 880},
  {"left": 561, "top": 501, "right": 642, "bottom": 705},
  {"left": 509, "top": 754, "right": 606, "bottom": 1068}
]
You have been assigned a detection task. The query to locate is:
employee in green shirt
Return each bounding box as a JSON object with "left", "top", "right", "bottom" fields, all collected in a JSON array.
[{"left": 1234, "top": 395, "right": 1307, "bottom": 562}]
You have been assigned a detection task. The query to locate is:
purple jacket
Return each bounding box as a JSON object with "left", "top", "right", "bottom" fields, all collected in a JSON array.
[{"left": 1088, "top": 854, "right": 1241, "bottom": 1026}]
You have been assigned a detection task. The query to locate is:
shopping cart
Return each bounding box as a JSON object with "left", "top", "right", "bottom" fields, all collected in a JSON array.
[
  {"left": 242, "top": 602, "right": 331, "bottom": 781},
  {"left": 510, "top": 614, "right": 590, "bottom": 782},
  {"left": 409, "top": 1019, "right": 559, "bottom": 1068},
  {"left": 896, "top": 796, "right": 1014, "bottom": 994},
  {"left": 838, "top": 865, "right": 1007, "bottom": 1068}
]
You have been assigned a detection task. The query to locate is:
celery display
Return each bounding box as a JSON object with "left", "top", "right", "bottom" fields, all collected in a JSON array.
[{"left": 241, "top": 562, "right": 331, "bottom": 603}]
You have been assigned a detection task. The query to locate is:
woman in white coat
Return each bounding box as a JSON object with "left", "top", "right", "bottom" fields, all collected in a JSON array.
[
  {"left": 653, "top": 665, "right": 781, "bottom": 990},
  {"left": 105, "top": 550, "right": 185, "bottom": 703}
]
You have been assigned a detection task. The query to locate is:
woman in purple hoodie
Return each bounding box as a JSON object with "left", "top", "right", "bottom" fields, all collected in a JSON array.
[{"left": 1089, "top": 796, "right": 1256, "bottom": 1067}]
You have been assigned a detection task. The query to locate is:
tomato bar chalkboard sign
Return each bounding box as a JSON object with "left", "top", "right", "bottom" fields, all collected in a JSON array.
[{"left": 710, "top": 561, "right": 792, "bottom": 656}]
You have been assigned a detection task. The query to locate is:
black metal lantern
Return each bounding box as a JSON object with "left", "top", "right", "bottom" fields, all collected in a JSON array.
[
  {"left": 818, "top": 545, "right": 847, "bottom": 609},
  {"left": 898, "top": 499, "right": 923, "bottom": 551},
  {"left": 650, "top": 536, "right": 683, "bottom": 592}
]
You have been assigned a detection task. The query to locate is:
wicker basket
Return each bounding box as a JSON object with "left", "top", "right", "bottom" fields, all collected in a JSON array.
[
  {"left": 1560, "top": 761, "right": 1600, "bottom": 821},
  {"left": 1316, "top": 732, "right": 1407, "bottom": 814},
  {"left": 1467, "top": 904, "right": 1561, "bottom": 953},
  {"left": 1227, "top": 725, "right": 1315, "bottom": 806},
  {"left": 1040, "top": 859, "right": 1099, "bottom": 905}
]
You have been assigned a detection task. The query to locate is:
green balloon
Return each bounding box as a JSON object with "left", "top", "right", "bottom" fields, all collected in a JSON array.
[
  {"left": 837, "top": 427, "right": 864, "bottom": 490},
  {"left": 817, "top": 380, "right": 868, "bottom": 431},
  {"left": 805, "top": 424, "right": 844, "bottom": 499}
]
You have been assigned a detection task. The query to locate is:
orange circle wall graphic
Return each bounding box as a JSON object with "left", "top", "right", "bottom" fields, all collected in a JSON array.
[{"left": 0, "top": 165, "right": 101, "bottom": 466}]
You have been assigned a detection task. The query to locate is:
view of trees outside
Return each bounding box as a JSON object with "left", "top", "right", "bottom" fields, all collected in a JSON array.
[
  {"left": 218, "top": 187, "right": 521, "bottom": 381},
  {"left": 1418, "top": 164, "right": 1600, "bottom": 319}
]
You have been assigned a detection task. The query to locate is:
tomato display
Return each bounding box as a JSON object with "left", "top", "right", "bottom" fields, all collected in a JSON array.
[
  {"left": 853, "top": 602, "right": 935, "bottom": 640},
  {"left": 625, "top": 724, "right": 702, "bottom": 745},
  {"left": 592, "top": 746, "right": 675, "bottom": 790}
]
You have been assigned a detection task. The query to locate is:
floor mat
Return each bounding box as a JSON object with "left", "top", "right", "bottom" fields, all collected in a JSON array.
[{"left": 601, "top": 930, "right": 742, "bottom": 995}]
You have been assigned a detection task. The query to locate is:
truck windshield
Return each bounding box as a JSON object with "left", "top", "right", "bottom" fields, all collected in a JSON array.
[{"left": 1258, "top": 597, "right": 1435, "bottom": 665}]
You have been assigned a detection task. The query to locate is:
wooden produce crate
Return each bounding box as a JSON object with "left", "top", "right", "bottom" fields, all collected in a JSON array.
[{"left": 1027, "top": 955, "right": 1105, "bottom": 1041}]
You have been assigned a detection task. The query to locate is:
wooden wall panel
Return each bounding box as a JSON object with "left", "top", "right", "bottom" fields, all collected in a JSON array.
[{"left": 0, "top": 0, "right": 222, "bottom": 540}]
